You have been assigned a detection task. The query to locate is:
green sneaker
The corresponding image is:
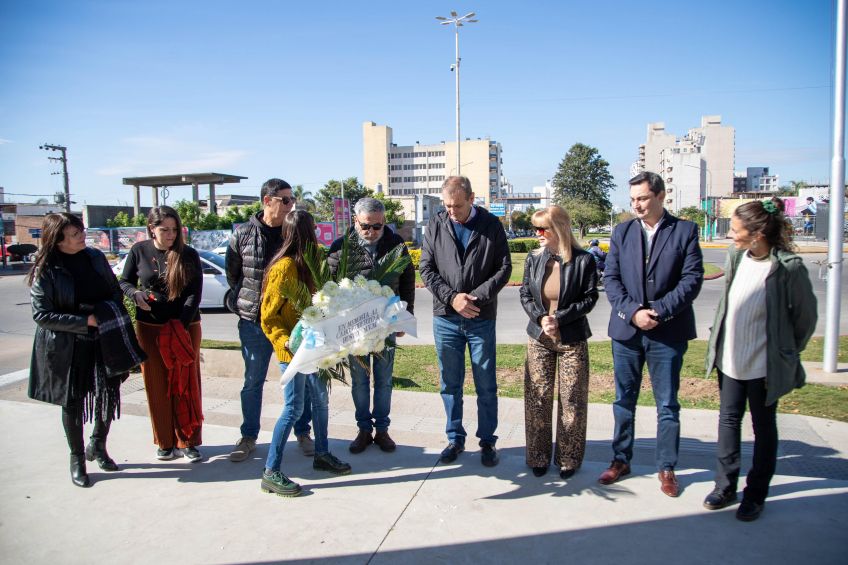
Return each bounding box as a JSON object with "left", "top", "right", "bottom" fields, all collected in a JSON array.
[
  {"left": 313, "top": 452, "right": 352, "bottom": 475},
  {"left": 261, "top": 470, "right": 302, "bottom": 497}
]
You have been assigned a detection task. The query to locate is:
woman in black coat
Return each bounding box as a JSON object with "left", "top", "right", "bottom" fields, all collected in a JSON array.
[
  {"left": 519, "top": 205, "right": 599, "bottom": 480},
  {"left": 28, "top": 213, "right": 125, "bottom": 487}
]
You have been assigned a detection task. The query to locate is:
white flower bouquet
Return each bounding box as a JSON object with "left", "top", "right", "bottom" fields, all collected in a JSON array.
[{"left": 272, "top": 234, "right": 417, "bottom": 387}]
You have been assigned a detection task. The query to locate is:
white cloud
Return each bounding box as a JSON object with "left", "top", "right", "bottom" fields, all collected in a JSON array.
[
  {"left": 95, "top": 134, "right": 248, "bottom": 177},
  {"left": 0, "top": 137, "right": 13, "bottom": 144}
]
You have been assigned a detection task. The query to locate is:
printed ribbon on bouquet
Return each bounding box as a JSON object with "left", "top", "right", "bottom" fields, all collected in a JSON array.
[{"left": 281, "top": 295, "right": 418, "bottom": 387}]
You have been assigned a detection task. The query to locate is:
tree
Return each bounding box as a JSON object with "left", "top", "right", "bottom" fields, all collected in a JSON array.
[
  {"left": 678, "top": 205, "right": 706, "bottom": 228},
  {"left": 173, "top": 200, "right": 205, "bottom": 232},
  {"left": 106, "top": 212, "right": 131, "bottom": 228},
  {"left": 314, "top": 177, "right": 373, "bottom": 223},
  {"left": 617, "top": 211, "right": 637, "bottom": 224},
  {"left": 552, "top": 143, "right": 614, "bottom": 237},
  {"left": 292, "top": 184, "right": 316, "bottom": 212},
  {"left": 558, "top": 197, "right": 607, "bottom": 239},
  {"left": 777, "top": 185, "right": 797, "bottom": 197},
  {"left": 373, "top": 192, "right": 406, "bottom": 227}
]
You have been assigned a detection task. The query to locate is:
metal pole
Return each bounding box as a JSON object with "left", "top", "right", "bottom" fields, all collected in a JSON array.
[
  {"left": 61, "top": 147, "right": 70, "bottom": 213},
  {"left": 824, "top": 0, "right": 847, "bottom": 373},
  {"left": 455, "top": 22, "right": 461, "bottom": 177}
]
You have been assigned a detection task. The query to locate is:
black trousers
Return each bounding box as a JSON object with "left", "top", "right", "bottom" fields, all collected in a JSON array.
[
  {"left": 714, "top": 371, "right": 778, "bottom": 504},
  {"left": 62, "top": 400, "right": 112, "bottom": 456}
]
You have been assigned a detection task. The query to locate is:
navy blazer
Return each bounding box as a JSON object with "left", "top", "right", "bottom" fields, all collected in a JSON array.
[{"left": 605, "top": 212, "right": 704, "bottom": 341}]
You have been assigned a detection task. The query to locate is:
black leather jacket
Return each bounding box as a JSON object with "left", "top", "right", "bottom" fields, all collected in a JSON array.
[
  {"left": 225, "top": 211, "right": 281, "bottom": 322},
  {"left": 28, "top": 248, "right": 123, "bottom": 406},
  {"left": 519, "top": 246, "right": 599, "bottom": 343}
]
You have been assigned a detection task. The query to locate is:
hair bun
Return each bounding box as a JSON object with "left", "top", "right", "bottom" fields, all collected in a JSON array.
[{"left": 770, "top": 197, "right": 785, "bottom": 213}]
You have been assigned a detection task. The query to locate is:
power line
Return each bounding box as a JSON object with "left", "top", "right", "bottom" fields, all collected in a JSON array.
[{"left": 466, "top": 84, "right": 832, "bottom": 106}]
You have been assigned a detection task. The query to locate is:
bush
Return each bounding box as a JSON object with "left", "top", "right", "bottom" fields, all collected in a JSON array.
[
  {"left": 508, "top": 239, "right": 540, "bottom": 253},
  {"left": 409, "top": 249, "right": 421, "bottom": 269}
]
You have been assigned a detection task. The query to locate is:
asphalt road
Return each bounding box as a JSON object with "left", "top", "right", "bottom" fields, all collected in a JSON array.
[{"left": 1, "top": 248, "right": 846, "bottom": 376}]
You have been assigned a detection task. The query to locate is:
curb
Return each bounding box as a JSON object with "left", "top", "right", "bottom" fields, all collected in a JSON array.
[{"left": 704, "top": 269, "right": 725, "bottom": 281}]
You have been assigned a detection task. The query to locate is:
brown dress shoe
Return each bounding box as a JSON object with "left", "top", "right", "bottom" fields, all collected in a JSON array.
[
  {"left": 659, "top": 470, "right": 680, "bottom": 497},
  {"left": 373, "top": 431, "right": 397, "bottom": 452},
  {"left": 598, "top": 460, "right": 631, "bottom": 485},
  {"left": 349, "top": 430, "right": 374, "bottom": 454}
]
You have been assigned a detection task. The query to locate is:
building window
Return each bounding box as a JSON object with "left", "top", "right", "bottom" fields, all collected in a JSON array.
[
  {"left": 391, "top": 177, "right": 402, "bottom": 183},
  {"left": 428, "top": 163, "right": 445, "bottom": 169},
  {"left": 427, "top": 151, "right": 445, "bottom": 157},
  {"left": 390, "top": 153, "right": 401, "bottom": 159},
  {"left": 428, "top": 175, "right": 445, "bottom": 182}
]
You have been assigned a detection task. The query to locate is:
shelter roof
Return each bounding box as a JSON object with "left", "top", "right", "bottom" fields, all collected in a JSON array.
[{"left": 122, "top": 173, "right": 247, "bottom": 187}]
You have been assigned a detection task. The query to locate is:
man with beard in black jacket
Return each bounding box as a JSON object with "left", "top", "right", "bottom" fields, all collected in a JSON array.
[
  {"left": 419, "top": 176, "right": 512, "bottom": 467},
  {"left": 327, "top": 197, "right": 415, "bottom": 455},
  {"left": 225, "top": 179, "right": 314, "bottom": 462}
]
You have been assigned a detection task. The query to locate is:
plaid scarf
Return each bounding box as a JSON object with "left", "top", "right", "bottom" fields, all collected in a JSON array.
[
  {"left": 93, "top": 300, "right": 148, "bottom": 376},
  {"left": 157, "top": 320, "right": 203, "bottom": 438}
]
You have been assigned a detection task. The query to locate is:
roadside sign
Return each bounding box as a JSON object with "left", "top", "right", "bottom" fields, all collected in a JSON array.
[
  {"left": 490, "top": 203, "right": 506, "bottom": 217},
  {"left": 28, "top": 229, "right": 41, "bottom": 234},
  {"left": 315, "top": 222, "right": 336, "bottom": 246}
]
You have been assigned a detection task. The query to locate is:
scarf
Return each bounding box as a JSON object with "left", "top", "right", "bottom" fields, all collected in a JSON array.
[
  {"left": 69, "top": 332, "right": 122, "bottom": 425},
  {"left": 157, "top": 320, "right": 203, "bottom": 438},
  {"left": 94, "top": 300, "right": 148, "bottom": 376}
]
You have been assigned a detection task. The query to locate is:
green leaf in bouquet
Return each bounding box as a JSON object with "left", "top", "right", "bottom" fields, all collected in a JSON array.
[
  {"left": 275, "top": 277, "right": 312, "bottom": 314},
  {"left": 289, "top": 320, "right": 305, "bottom": 354},
  {"left": 369, "top": 243, "right": 411, "bottom": 286},
  {"left": 303, "top": 242, "right": 332, "bottom": 290},
  {"left": 336, "top": 233, "right": 370, "bottom": 282}
]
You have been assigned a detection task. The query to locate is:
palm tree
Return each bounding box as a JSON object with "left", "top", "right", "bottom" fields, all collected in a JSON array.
[{"left": 293, "top": 184, "right": 316, "bottom": 212}]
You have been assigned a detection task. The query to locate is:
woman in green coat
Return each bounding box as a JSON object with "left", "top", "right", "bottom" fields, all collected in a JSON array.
[{"left": 703, "top": 197, "right": 817, "bottom": 521}]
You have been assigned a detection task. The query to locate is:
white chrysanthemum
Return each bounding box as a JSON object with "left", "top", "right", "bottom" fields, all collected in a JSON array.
[
  {"left": 350, "top": 340, "right": 371, "bottom": 356},
  {"left": 354, "top": 275, "right": 368, "bottom": 288},
  {"left": 339, "top": 278, "right": 353, "bottom": 290},
  {"left": 316, "top": 357, "right": 336, "bottom": 370},
  {"left": 301, "top": 306, "right": 323, "bottom": 324},
  {"left": 366, "top": 280, "right": 382, "bottom": 295},
  {"left": 312, "top": 291, "right": 330, "bottom": 307},
  {"left": 322, "top": 281, "right": 340, "bottom": 296},
  {"left": 381, "top": 286, "right": 395, "bottom": 299}
]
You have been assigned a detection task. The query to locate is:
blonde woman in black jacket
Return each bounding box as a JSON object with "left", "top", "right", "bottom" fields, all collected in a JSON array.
[{"left": 519, "top": 205, "right": 599, "bottom": 480}]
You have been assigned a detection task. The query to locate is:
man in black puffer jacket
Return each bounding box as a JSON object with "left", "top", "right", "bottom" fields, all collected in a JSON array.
[
  {"left": 327, "top": 197, "right": 415, "bottom": 455},
  {"left": 225, "top": 178, "right": 314, "bottom": 462}
]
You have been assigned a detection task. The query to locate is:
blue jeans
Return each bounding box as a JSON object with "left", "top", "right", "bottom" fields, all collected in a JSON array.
[
  {"left": 611, "top": 333, "right": 687, "bottom": 471},
  {"left": 238, "top": 319, "right": 311, "bottom": 440},
  {"left": 433, "top": 315, "right": 498, "bottom": 448},
  {"left": 265, "top": 363, "right": 329, "bottom": 472},
  {"left": 349, "top": 338, "right": 396, "bottom": 433}
]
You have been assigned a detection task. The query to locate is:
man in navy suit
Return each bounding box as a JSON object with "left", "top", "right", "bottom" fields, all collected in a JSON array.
[{"left": 598, "top": 171, "right": 704, "bottom": 497}]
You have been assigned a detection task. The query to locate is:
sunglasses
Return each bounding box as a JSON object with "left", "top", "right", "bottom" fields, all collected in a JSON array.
[
  {"left": 533, "top": 225, "right": 549, "bottom": 235},
  {"left": 358, "top": 222, "right": 384, "bottom": 231},
  {"left": 270, "top": 196, "right": 297, "bottom": 206}
]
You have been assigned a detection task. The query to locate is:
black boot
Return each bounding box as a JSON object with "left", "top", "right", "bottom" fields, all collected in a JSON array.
[
  {"left": 70, "top": 454, "right": 90, "bottom": 488},
  {"left": 85, "top": 438, "right": 119, "bottom": 471}
]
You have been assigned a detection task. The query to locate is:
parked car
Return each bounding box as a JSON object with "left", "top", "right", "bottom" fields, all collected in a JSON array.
[
  {"left": 112, "top": 249, "right": 233, "bottom": 311},
  {"left": 213, "top": 244, "right": 228, "bottom": 256}
]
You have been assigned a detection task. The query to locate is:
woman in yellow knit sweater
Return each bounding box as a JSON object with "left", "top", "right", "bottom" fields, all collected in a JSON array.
[{"left": 259, "top": 210, "right": 351, "bottom": 497}]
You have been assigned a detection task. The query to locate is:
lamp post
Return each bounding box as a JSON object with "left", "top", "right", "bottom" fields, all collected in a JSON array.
[
  {"left": 436, "top": 12, "right": 477, "bottom": 178},
  {"left": 684, "top": 164, "right": 712, "bottom": 241}
]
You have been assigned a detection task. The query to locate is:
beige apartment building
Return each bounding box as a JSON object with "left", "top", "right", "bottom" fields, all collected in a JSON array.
[
  {"left": 363, "top": 121, "right": 504, "bottom": 207},
  {"left": 631, "top": 115, "right": 735, "bottom": 212}
]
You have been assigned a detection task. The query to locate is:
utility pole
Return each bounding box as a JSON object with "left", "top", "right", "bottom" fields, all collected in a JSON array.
[
  {"left": 824, "top": 0, "right": 847, "bottom": 373},
  {"left": 436, "top": 12, "right": 477, "bottom": 178},
  {"left": 40, "top": 144, "right": 70, "bottom": 212}
]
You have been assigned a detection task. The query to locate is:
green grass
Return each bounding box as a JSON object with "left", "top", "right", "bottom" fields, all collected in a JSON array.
[
  {"left": 200, "top": 335, "right": 848, "bottom": 421},
  {"left": 415, "top": 252, "right": 527, "bottom": 284},
  {"left": 703, "top": 263, "right": 723, "bottom": 277}
]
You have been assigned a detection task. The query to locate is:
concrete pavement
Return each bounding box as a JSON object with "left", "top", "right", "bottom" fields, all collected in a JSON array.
[{"left": 1, "top": 368, "right": 847, "bottom": 564}]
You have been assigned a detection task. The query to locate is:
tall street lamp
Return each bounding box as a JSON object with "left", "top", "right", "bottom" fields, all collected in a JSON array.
[{"left": 436, "top": 11, "right": 477, "bottom": 178}]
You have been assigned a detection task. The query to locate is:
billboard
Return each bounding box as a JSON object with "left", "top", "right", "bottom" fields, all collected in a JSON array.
[
  {"left": 489, "top": 203, "right": 506, "bottom": 217},
  {"left": 334, "top": 198, "right": 351, "bottom": 236},
  {"left": 315, "top": 222, "right": 336, "bottom": 246},
  {"left": 114, "top": 228, "right": 148, "bottom": 252},
  {"left": 86, "top": 229, "right": 113, "bottom": 252},
  {"left": 191, "top": 229, "right": 230, "bottom": 251}
]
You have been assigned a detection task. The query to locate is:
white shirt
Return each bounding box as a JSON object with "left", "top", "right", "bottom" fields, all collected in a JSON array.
[
  {"left": 716, "top": 251, "right": 772, "bottom": 380},
  {"left": 639, "top": 212, "right": 665, "bottom": 256}
]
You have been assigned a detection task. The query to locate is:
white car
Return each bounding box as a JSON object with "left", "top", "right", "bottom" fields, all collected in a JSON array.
[{"left": 112, "top": 249, "right": 233, "bottom": 311}]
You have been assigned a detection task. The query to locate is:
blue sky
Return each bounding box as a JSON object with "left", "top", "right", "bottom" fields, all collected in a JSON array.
[{"left": 0, "top": 0, "right": 836, "bottom": 209}]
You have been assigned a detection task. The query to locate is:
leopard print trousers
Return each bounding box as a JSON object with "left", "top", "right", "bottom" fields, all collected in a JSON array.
[{"left": 524, "top": 335, "right": 590, "bottom": 469}]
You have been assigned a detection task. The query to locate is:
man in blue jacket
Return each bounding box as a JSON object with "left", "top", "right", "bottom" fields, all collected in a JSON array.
[{"left": 599, "top": 171, "right": 704, "bottom": 497}]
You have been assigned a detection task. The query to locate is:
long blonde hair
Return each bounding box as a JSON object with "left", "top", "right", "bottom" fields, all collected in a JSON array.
[{"left": 532, "top": 205, "right": 581, "bottom": 262}]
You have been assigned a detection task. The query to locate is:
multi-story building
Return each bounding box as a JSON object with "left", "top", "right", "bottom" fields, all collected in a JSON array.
[
  {"left": 363, "top": 122, "right": 504, "bottom": 207},
  {"left": 632, "top": 115, "right": 736, "bottom": 211},
  {"left": 731, "top": 167, "right": 780, "bottom": 193}
]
